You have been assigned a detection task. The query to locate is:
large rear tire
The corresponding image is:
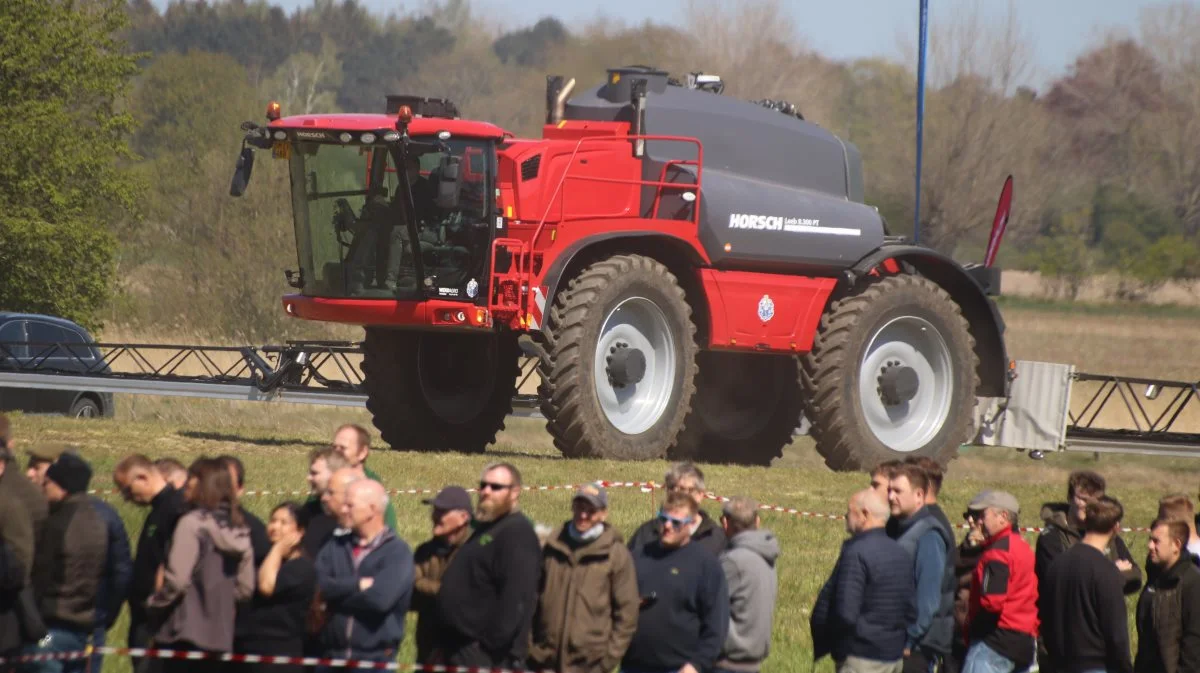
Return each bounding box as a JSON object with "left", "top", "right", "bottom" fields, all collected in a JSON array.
[
  {"left": 362, "top": 328, "right": 520, "bottom": 452},
  {"left": 538, "top": 254, "right": 699, "bottom": 460},
  {"left": 800, "top": 273, "right": 978, "bottom": 472},
  {"left": 671, "top": 351, "right": 802, "bottom": 465}
]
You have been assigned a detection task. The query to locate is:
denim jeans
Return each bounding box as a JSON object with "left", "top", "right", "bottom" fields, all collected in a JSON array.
[
  {"left": 19, "top": 627, "right": 90, "bottom": 673},
  {"left": 962, "top": 641, "right": 1017, "bottom": 673}
]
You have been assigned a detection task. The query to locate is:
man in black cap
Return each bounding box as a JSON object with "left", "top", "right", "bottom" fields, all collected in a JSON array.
[
  {"left": 27, "top": 443, "right": 132, "bottom": 673},
  {"left": 411, "top": 485, "right": 474, "bottom": 663},
  {"left": 23, "top": 452, "right": 108, "bottom": 673}
]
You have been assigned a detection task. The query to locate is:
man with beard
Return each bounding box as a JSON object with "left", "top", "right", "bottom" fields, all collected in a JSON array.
[{"left": 435, "top": 462, "right": 542, "bottom": 668}]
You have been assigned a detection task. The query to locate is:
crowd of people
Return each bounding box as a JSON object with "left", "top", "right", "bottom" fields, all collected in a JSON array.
[
  {"left": 0, "top": 414, "right": 781, "bottom": 673},
  {"left": 813, "top": 456, "right": 1200, "bottom": 673},
  {"left": 4, "top": 407, "right": 1199, "bottom": 673}
]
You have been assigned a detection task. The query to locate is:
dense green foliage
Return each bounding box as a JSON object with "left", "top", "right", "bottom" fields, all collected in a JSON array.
[{"left": 0, "top": 0, "right": 142, "bottom": 331}]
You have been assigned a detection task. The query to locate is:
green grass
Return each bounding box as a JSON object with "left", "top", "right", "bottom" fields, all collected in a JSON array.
[
  {"left": 9, "top": 401, "right": 1197, "bottom": 673},
  {"left": 994, "top": 294, "right": 1200, "bottom": 319}
]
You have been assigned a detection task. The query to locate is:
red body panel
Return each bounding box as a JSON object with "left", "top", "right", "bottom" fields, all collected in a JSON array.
[
  {"left": 700, "top": 269, "right": 836, "bottom": 353},
  {"left": 282, "top": 295, "right": 492, "bottom": 329},
  {"left": 269, "top": 113, "right": 507, "bottom": 139}
]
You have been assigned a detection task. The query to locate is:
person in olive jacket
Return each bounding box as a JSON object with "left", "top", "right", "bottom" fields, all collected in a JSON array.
[{"left": 528, "top": 483, "right": 639, "bottom": 673}]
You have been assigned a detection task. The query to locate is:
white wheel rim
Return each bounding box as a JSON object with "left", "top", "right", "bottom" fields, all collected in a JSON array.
[
  {"left": 857, "top": 315, "right": 954, "bottom": 452},
  {"left": 594, "top": 296, "right": 676, "bottom": 435}
]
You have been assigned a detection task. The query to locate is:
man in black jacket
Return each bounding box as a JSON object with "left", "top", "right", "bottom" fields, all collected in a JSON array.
[
  {"left": 623, "top": 491, "right": 729, "bottom": 673},
  {"left": 436, "top": 462, "right": 542, "bottom": 668},
  {"left": 812, "top": 489, "right": 915, "bottom": 673},
  {"left": 112, "top": 453, "right": 187, "bottom": 662},
  {"left": 1135, "top": 518, "right": 1200, "bottom": 673},
  {"left": 25, "top": 442, "right": 133, "bottom": 673},
  {"left": 25, "top": 452, "right": 108, "bottom": 673},
  {"left": 629, "top": 462, "right": 726, "bottom": 557},
  {"left": 1039, "top": 496, "right": 1133, "bottom": 673}
]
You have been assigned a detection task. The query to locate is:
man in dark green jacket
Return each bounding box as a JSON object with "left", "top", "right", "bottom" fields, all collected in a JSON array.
[{"left": 332, "top": 423, "right": 398, "bottom": 530}]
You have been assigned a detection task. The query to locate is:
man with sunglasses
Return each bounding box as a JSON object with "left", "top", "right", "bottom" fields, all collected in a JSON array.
[
  {"left": 629, "top": 462, "right": 727, "bottom": 557},
  {"left": 622, "top": 491, "right": 729, "bottom": 673},
  {"left": 435, "top": 462, "right": 542, "bottom": 669}
]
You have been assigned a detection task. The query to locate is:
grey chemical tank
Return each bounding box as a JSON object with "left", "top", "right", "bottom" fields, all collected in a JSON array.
[{"left": 561, "top": 66, "right": 888, "bottom": 275}]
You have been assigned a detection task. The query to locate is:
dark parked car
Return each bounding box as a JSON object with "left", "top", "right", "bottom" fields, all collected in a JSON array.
[{"left": 0, "top": 313, "right": 115, "bottom": 418}]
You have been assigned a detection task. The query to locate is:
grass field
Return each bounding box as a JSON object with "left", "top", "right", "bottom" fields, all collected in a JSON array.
[{"left": 7, "top": 299, "right": 1200, "bottom": 673}]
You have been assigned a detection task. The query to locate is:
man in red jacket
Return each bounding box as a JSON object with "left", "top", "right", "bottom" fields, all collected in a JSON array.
[{"left": 963, "top": 490, "right": 1038, "bottom": 673}]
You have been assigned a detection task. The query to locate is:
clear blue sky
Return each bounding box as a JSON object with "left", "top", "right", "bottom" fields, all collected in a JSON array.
[{"left": 153, "top": 0, "right": 1161, "bottom": 90}]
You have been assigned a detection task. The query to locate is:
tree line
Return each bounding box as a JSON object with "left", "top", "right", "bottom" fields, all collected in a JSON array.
[{"left": 3, "top": 0, "right": 1199, "bottom": 340}]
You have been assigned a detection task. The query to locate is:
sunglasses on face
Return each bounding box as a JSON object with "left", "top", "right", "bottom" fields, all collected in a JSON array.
[
  {"left": 479, "top": 481, "right": 512, "bottom": 492},
  {"left": 657, "top": 512, "right": 694, "bottom": 528}
]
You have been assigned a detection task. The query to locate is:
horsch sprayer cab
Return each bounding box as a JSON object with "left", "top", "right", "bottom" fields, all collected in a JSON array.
[{"left": 229, "top": 65, "right": 1010, "bottom": 470}]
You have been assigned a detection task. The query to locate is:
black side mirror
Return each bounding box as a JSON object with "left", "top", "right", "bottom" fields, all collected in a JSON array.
[
  {"left": 435, "top": 155, "right": 461, "bottom": 209},
  {"left": 230, "top": 146, "right": 255, "bottom": 197}
]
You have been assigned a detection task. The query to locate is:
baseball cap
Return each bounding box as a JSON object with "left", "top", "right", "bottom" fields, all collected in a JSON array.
[
  {"left": 968, "top": 490, "right": 1021, "bottom": 515},
  {"left": 573, "top": 482, "right": 608, "bottom": 509},
  {"left": 422, "top": 486, "right": 472, "bottom": 512}
]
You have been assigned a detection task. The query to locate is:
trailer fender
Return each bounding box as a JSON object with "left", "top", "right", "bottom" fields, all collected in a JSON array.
[{"left": 851, "top": 246, "right": 1009, "bottom": 398}]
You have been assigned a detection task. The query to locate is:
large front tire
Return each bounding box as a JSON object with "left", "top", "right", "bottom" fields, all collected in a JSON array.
[
  {"left": 538, "top": 254, "right": 699, "bottom": 460},
  {"left": 362, "top": 328, "right": 520, "bottom": 453},
  {"left": 800, "top": 273, "right": 979, "bottom": 471}
]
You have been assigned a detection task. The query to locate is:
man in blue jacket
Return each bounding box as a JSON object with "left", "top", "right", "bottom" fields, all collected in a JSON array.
[
  {"left": 812, "top": 489, "right": 915, "bottom": 673},
  {"left": 621, "top": 491, "right": 729, "bottom": 673},
  {"left": 315, "top": 478, "right": 414, "bottom": 664},
  {"left": 888, "top": 463, "right": 956, "bottom": 673}
]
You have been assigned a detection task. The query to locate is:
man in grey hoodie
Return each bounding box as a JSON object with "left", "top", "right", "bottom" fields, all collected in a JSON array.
[{"left": 715, "top": 496, "right": 780, "bottom": 673}]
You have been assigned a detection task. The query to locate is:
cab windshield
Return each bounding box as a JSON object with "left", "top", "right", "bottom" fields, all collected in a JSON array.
[{"left": 287, "top": 135, "right": 494, "bottom": 301}]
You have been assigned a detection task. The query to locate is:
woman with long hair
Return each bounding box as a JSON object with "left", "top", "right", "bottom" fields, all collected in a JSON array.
[
  {"left": 241, "top": 501, "right": 318, "bottom": 673},
  {"left": 146, "top": 456, "right": 254, "bottom": 673}
]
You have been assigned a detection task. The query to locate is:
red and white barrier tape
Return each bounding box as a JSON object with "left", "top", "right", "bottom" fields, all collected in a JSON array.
[
  {"left": 0, "top": 646, "right": 560, "bottom": 671},
  {"left": 86, "top": 480, "right": 661, "bottom": 498}
]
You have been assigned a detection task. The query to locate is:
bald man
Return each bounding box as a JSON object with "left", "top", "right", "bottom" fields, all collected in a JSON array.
[
  {"left": 812, "top": 490, "right": 916, "bottom": 673},
  {"left": 315, "top": 478, "right": 414, "bottom": 663}
]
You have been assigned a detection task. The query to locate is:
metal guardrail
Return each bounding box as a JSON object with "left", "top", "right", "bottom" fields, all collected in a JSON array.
[
  {"left": 1064, "top": 372, "right": 1200, "bottom": 457},
  {"left": 0, "top": 340, "right": 545, "bottom": 417}
]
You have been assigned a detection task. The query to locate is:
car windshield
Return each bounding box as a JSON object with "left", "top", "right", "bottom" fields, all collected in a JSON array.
[{"left": 287, "top": 135, "right": 494, "bottom": 301}]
